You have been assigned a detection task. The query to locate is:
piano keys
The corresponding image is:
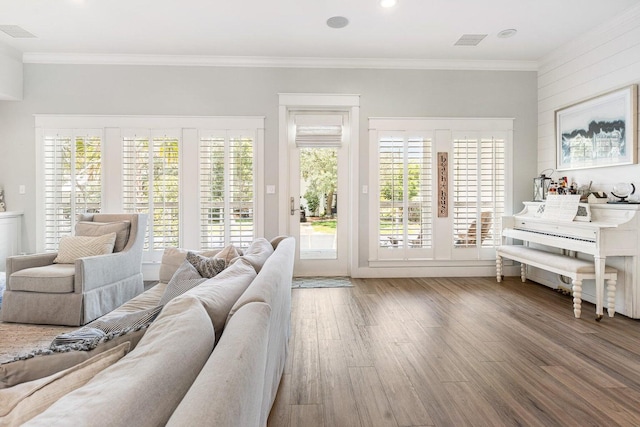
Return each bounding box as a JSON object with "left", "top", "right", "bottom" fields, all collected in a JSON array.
[{"left": 502, "top": 201, "right": 640, "bottom": 318}]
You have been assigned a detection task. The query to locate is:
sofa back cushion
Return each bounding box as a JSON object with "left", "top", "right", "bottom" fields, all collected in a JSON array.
[
  {"left": 226, "top": 236, "right": 295, "bottom": 425},
  {"left": 27, "top": 295, "right": 215, "bottom": 426},
  {"left": 167, "top": 302, "right": 271, "bottom": 427},
  {"left": 230, "top": 237, "right": 274, "bottom": 273},
  {"left": 177, "top": 257, "right": 257, "bottom": 342}
]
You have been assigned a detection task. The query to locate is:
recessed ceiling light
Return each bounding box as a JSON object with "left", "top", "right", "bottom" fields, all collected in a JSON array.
[
  {"left": 380, "top": 0, "right": 398, "bottom": 8},
  {"left": 497, "top": 29, "right": 517, "bottom": 38},
  {"left": 327, "top": 16, "right": 349, "bottom": 29}
]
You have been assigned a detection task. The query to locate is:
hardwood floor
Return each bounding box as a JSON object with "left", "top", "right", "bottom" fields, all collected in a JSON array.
[{"left": 267, "top": 276, "right": 640, "bottom": 427}]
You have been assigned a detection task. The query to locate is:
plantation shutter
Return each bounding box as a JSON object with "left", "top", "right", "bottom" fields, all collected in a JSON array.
[
  {"left": 480, "top": 136, "right": 505, "bottom": 247},
  {"left": 377, "top": 132, "right": 433, "bottom": 259},
  {"left": 295, "top": 114, "right": 343, "bottom": 147},
  {"left": 122, "top": 131, "right": 180, "bottom": 252},
  {"left": 453, "top": 133, "right": 505, "bottom": 249},
  {"left": 199, "top": 134, "right": 225, "bottom": 249},
  {"left": 199, "top": 131, "right": 255, "bottom": 249},
  {"left": 378, "top": 136, "right": 404, "bottom": 248},
  {"left": 122, "top": 135, "right": 150, "bottom": 248},
  {"left": 228, "top": 135, "right": 255, "bottom": 247},
  {"left": 43, "top": 131, "right": 102, "bottom": 251}
]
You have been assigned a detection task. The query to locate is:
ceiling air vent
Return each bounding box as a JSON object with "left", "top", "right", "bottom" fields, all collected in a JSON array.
[
  {"left": 0, "top": 25, "right": 36, "bottom": 38},
  {"left": 454, "top": 34, "right": 487, "bottom": 46}
]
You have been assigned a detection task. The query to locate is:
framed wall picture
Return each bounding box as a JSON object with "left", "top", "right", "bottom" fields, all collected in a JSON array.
[{"left": 556, "top": 84, "right": 638, "bottom": 171}]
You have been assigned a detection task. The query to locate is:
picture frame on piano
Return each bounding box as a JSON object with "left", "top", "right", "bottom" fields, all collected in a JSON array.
[
  {"left": 555, "top": 84, "right": 638, "bottom": 171},
  {"left": 574, "top": 203, "right": 591, "bottom": 222}
]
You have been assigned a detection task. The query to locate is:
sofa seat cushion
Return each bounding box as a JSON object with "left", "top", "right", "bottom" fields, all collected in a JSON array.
[
  {"left": 10, "top": 264, "right": 76, "bottom": 293},
  {"left": 0, "top": 283, "right": 168, "bottom": 390},
  {"left": 27, "top": 295, "right": 216, "bottom": 426},
  {"left": 0, "top": 342, "right": 130, "bottom": 425},
  {"left": 0, "top": 329, "right": 146, "bottom": 390}
]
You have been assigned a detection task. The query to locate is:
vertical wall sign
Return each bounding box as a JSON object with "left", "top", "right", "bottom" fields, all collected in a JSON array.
[{"left": 438, "top": 152, "right": 448, "bottom": 217}]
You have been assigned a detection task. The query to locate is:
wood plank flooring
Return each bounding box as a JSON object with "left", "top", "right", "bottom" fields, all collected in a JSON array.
[{"left": 267, "top": 276, "right": 640, "bottom": 427}]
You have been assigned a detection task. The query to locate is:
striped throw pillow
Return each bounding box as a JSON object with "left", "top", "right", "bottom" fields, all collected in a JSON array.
[{"left": 159, "top": 260, "right": 207, "bottom": 305}]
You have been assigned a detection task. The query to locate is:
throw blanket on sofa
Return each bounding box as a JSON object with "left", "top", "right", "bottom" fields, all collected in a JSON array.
[{"left": 48, "top": 305, "right": 164, "bottom": 352}]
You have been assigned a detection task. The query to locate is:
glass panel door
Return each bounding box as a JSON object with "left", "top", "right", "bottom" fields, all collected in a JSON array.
[
  {"left": 288, "top": 116, "right": 348, "bottom": 276},
  {"left": 299, "top": 146, "right": 338, "bottom": 260}
]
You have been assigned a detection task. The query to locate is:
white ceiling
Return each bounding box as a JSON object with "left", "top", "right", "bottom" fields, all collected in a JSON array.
[{"left": 0, "top": 0, "right": 639, "bottom": 68}]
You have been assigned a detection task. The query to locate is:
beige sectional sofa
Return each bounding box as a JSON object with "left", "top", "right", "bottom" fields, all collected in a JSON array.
[{"left": 0, "top": 236, "right": 295, "bottom": 426}]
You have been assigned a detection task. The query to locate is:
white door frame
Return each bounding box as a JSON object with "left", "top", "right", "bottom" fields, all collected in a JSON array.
[{"left": 278, "top": 93, "right": 360, "bottom": 277}]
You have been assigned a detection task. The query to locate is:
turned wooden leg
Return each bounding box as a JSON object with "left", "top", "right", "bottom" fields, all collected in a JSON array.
[
  {"left": 572, "top": 278, "right": 582, "bottom": 319},
  {"left": 607, "top": 278, "right": 616, "bottom": 317},
  {"left": 496, "top": 255, "right": 502, "bottom": 283},
  {"left": 520, "top": 263, "right": 526, "bottom": 283},
  {"left": 594, "top": 256, "right": 605, "bottom": 320}
]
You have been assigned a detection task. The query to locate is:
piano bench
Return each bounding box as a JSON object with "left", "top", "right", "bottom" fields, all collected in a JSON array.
[{"left": 496, "top": 245, "right": 618, "bottom": 320}]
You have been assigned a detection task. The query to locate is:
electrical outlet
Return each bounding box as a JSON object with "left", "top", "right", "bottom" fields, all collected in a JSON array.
[{"left": 19, "top": 185, "right": 25, "bottom": 194}]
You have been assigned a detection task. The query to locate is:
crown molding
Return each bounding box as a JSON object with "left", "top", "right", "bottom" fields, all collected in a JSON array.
[{"left": 22, "top": 52, "right": 538, "bottom": 71}]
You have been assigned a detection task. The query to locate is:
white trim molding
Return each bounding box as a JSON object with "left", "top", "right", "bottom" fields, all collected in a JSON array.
[{"left": 23, "top": 52, "right": 539, "bottom": 71}]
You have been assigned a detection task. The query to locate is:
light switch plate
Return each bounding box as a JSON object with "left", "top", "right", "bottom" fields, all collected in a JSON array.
[{"left": 266, "top": 185, "right": 276, "bottom": 194}]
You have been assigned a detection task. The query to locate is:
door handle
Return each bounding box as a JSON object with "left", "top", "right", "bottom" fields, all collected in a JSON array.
[{"left": 290, "top": 197, "right": 299, "bottom": 216}]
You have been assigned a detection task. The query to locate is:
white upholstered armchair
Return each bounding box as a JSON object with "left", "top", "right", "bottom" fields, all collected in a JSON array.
[{"left": 1, "top": 213, "right": 147, "bottom": 326}]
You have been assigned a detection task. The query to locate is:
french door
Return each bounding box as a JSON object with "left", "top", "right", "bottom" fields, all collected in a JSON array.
[{"left": 287, "top": 113, "right": 349, "bottom": 276}]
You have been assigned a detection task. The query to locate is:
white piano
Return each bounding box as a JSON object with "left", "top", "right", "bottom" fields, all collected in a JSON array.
[{"left": 502, "top": 201, "right": 640, "bottom": 318}]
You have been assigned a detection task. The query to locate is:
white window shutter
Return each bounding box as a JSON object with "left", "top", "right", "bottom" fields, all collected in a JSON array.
[
  {"left": 453, "top": 133, "right": 505, "bottom": 249},
  {"left": 199, "top": 131, "right": 255, "bottom": 250},
  {"left": 43, "top": 131, "right": 102, "bottom": 251},
  {"left": 122, "top": 131, "right": 180, "bottom": 252},
  {"left": 377, "top": 132, "right": 433, "bottom": 259}
]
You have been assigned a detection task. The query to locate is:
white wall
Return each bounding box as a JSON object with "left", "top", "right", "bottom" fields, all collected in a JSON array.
[
  {"left": 535, "top": 3, "right": 640, "bottom": 313},
  {"left": 537, "top": 3, "right": 640, "bottom": 192},
  {"left": 0, "top": 43, "right": 23, "bottom": 100},
  {"left": 0, "top": 64, "right": 537, "bottom": 268}
]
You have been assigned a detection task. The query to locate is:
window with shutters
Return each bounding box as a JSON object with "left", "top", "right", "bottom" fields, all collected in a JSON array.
[
  {"left": 122, "top": 132, "right": 180, "bottom": 252},
  {"left": 369, "top": 118, "right": 511, "bottom": 265},
  {"left": 42, "top": 131, "right": 102, "bottom": 251},
  {"left": 199, "top": 132, "right": 255, "bottom": 249},
  {"left": 452, "top": 133, "right": 505, "bottom": 251},
  {"left": 36, "top": 116, "right": 264, "bottom": 256},
  {"left": 375, "top": 131, "right": 433, "bottom": 260}
]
